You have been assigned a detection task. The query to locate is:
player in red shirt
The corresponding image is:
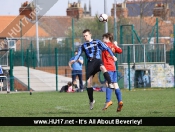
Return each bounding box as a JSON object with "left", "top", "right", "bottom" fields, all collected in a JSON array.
[{"left": 102, "top": 33, "right": 123, "bottom": 112}]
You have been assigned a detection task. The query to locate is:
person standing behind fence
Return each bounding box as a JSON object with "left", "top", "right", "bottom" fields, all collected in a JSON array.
[
  {"left": 102, "top": 33, "right": 123, "bottom": 112},
  {"left": 69, "top": 50, "right": 84, "bottom": 92}
]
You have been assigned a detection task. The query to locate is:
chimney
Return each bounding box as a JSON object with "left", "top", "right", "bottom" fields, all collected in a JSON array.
[
  {"left": 19, "top": 1, "right": 35, "bottom": 20},
  {"left": 153, "top": 3, "right": 170, "bottom": 20},
  {"left": 66, "top": 1, "right": 83, "bottom": 19},
  {"left": 111, "top": 2, "right": 128, "bottom": 18}
]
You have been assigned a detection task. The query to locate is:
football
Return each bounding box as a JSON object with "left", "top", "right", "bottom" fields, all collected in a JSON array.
[{"left": 98, "top": 14, "right": 108, "bottom": 22}]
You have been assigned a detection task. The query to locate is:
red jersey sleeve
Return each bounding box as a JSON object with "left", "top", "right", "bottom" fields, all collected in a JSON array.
[{"left": 113, "top": 45, "right": 122, "bottom": 54}]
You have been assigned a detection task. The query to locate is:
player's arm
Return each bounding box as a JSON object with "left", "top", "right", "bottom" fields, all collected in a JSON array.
[
  {"left": 68, "top": 56, "right": 74, "bottom": 70},
  {"left": 113, "top": 41, "right": 122, "bottom": 54},
  {"left": 98, "top": 40, "right": 117, "bottom": 61},
  {"left": 68, "top": 60, "right": 73, "bottom": 70},
  {"left": 70, "top": 45, "right": 83, "bottom": 63},
  {"left": 78, "top": 56, "right": 83, "bottom": 64}
]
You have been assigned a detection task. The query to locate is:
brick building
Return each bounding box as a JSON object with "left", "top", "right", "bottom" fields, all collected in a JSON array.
[
  {"left": 111, "top": 0, "right": 175, "bottom": 20},
  {"left": 66, "top": 0, "right": 92, "bottom": 19}
]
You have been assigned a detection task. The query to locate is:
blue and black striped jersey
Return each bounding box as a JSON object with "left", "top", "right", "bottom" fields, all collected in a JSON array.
[{"left": 74, "top": 39, "right": 114, "bottom": 61}]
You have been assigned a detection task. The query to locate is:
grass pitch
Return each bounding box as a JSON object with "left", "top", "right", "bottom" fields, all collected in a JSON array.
[{"left": 0, "top": 88, "right": 175, "bottom": 132}]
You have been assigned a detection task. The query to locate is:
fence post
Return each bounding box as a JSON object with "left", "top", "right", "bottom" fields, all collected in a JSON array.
[
  {"left": 114, "top": 0, "right": 117, "bottom": 41},
  {"left": 9, "top": 49, "right": 14, "bottom": 91},
  {"left": 48, "top": 39, "right": 51, "bottom": 66},
  {"left": 72, "top": 18, "right": 75, "bottom": 57},
  {"left": 32, "top": 50, "right": 36, "bottom": 69},
  {"left": 30, "top": 40, "right": 35, "bottom": 69},
  {"left": 20, "top": 19, "right": 24, "bottom": 66},
  {"left": 144, "top": 44, "right": 146, "bottom": 68},
  {"left": 114, "top": 5, "right": 118, "bottom": 77},
  {"left": 120, "top": 26, "right": 123, "bottom": 44},
  {"left": 30, "top": 40, "right": 33, "bottom": 57},
  {"left": 127, "top": 46, "right": 131, "bottom": 91},
  {"left": 55, "top": 48, "right": 58, "bottom": 91},
  {"left": 131, "top": 25, "right": 134, "bottom": 44},
  {"left": 27, "top": 49, "right": 30, "bottom": 91},
  {"left": 164, "top": 44, "right": 166, "bottom": 67},
  {"left": 156, "top": 18, "right": 159, "bottom": 43},
  {"left": 174, "top": 25, "right": 175, "bottom": 88}
]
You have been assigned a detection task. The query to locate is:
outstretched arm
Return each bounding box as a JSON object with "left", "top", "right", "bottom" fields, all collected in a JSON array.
[
  {"left": 68, "top": 61, "right": 73, "bottom": 70},
  {"left": 98, "top": 40, "right": 117, "bottom": 61},
  {"left": 78, "top": 57, "right": 84, "bottom": 64},
  {"left": 113, "top": 41, "right": 122, "bottom": 54},
  {"left": 70, "top": 46, "right": 83, "bottom": 63}
]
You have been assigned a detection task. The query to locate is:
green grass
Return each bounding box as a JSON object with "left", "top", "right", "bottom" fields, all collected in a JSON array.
[{"left": 0, "top": 88, "right": 175, "bottom": 132}]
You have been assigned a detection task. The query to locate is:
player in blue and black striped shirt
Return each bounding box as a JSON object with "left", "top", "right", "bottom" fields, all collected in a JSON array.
[{"left": 70, "top": 29, "right": 117, "bottom": 110}]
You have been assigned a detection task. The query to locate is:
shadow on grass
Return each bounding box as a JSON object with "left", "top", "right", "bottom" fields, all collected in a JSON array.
[
  {"left": 57, "top": 111, "right": 87, "bottom": 114},
  {"left": 169, "top": 112, "right": 175, "bottom": 113},
  {"left": 151, "top": 111, "right": 163, "bottom": 114},
  {"left": 41, "top": 111, "right": 87, "bottom": 115}
]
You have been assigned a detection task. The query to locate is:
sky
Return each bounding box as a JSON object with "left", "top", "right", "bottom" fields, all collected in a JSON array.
[{"left": 0, "top": 0, "right": 124, "bottom": 16}]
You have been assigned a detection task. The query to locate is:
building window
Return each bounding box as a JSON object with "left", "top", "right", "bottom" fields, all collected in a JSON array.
[
  {"left": 9, "top": 41, "right": 15, "bottom": 47},
  {"left": 8, "top": 40, "right": 16, "bottom": 51}
]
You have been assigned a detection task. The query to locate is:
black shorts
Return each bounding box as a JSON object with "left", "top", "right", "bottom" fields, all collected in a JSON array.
[{"left": 86, "top": 59, "right": 103, "bottom": 80}]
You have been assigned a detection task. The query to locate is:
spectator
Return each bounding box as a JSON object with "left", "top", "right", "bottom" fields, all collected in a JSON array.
[
  {"left": 72, "top": 80, "right": 79, "bottom": 92},
  {"left": 69, "top": 50, "right": 84, "bottom": 92},
  {"left": 67, "top": 81, "right": 74, "bottom": 93},
  {"left": 67, "top": 82, "right": 73, "bottom": 93},
  {"left": 59, "top": 81, "right": 71, "bottom": 92}
]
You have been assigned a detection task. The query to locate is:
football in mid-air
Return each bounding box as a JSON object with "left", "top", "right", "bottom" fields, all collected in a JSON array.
[{"left": 98, "top": 14, "right": 108, "bottom": 22}]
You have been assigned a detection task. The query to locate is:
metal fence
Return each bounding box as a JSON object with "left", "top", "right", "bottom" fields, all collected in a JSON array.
[
  {"left": 0, "top": 49, "right": 9, "bottom": 67},
  {"left": 118, "top": 43, "right": 167, "bottom": 64},
  {"left": 0, "top": 41, "right": 174, "bottom": 92},
  {"left": 11, "top": 42, "right": 169, "bottom": 67}
]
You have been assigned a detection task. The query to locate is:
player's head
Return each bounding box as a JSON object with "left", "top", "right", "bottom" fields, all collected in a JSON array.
[
  {"left": 102, "top": 33, "right": 113, "bottom": 43},
  {"left": 102, "top": 33, "right": 109, "bottom": 43},
  {"left": 82, "top": 29, "right": 92, "bottom": 42},
  {"left": 67, "top": 81, "right": 72, "bottom": 86},
  {"left": 107, "top": 33, "right": 114, "bottom": 42}
]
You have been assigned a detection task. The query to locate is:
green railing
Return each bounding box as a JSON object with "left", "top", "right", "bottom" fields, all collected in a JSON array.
[
  {"left": 116, "top": 43, "right": 166, "bottom": 65},
  {"left": 4, "top": 33, "right": 175, "bottom": 91}
]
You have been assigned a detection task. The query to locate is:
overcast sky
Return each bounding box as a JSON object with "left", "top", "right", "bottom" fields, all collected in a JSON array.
[{"left": 0, "top": 0, "right": 124, "bottom": 16}]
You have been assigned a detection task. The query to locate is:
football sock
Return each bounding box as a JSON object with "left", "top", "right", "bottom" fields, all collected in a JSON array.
[
  {"left": 87, "top": 87, "right": 93, "bottom": 102},
  {"left": 106, "top": 87, "right": 112, "bottom": 102},
  {"left": 115, "top": 89, "right": 122, "bottom": 103},
  {"left": 103, "top": 72, "right": 111, "bottom": 84}
]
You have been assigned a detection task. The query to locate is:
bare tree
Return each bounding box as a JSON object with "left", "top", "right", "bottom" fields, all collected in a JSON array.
[{"left": 126, "top": 0, "right": 153, "bottom": 43}]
